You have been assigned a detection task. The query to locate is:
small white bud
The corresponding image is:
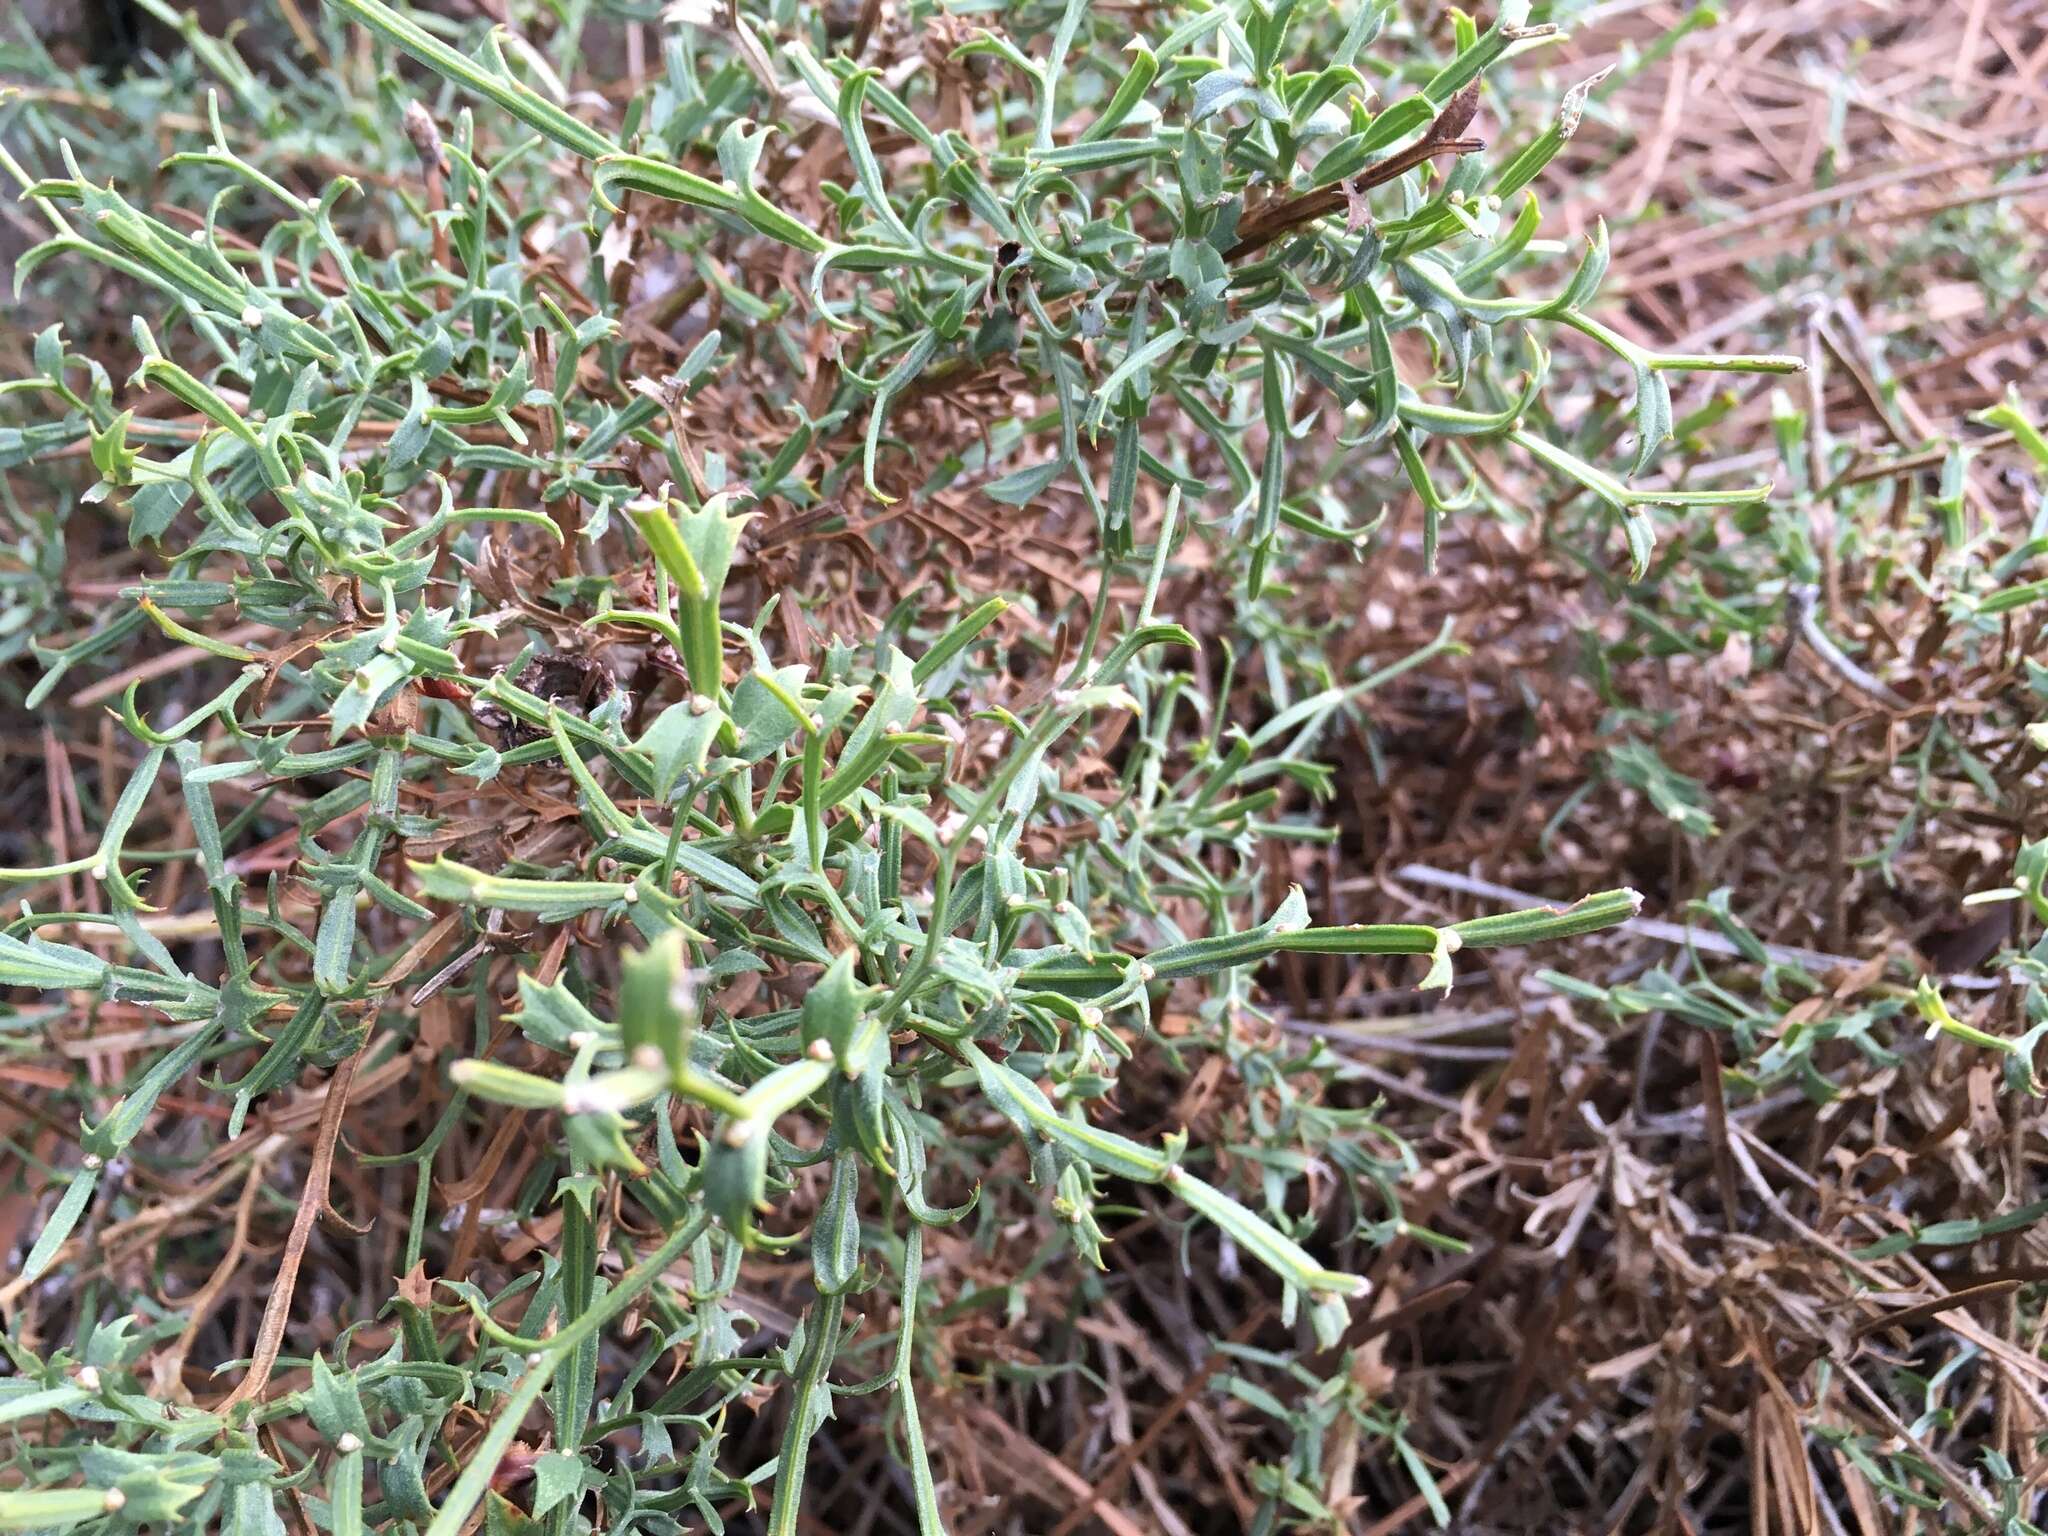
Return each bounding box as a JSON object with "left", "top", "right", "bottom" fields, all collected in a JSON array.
[
  {"left": 242, "top": 304, "right": 264, "bottom": 328},
  {"left": 377, "top": 634, "right": 400, "bottom": 655},
  {"left": 723, "top": 1120, "right": 756, "bottom": 1148},
  {"left": 566, "top": 1030, "right": 594, "bottom": 1050},
  {"left": 103, "top": 1490, "right": 127, "bottom": 1513},
  {"left": 525, "top": 1351, "right": 544, "bottom": 1368},
  {"left": 1442, "top": 931, "right": 1464, "bottom": 954},
  {"left": 1137, "top": 963, "right": 1157, "bottom": 982},
  {"left": 81, "top": 1152, "right": 104, "bottom": 1170},
  {"left": 689, "top": 694, "right": 715, "bottom": 715},
  {"left": 335, "top": 1432, "right": 364, "bottom": 1454},
  {"left": 630, "top": 1045, "right": 665, "bottom": 1071},
  {"left": 620, "top": 884, "right": 640, "bottom": 903},
  {"left": 74, "top": 1366, "right": 102, "bottom": 1393},
  {"left": 806, "top": 1038, "right": 835, "bottom": 1061},
  {"left": 561, "top": 1083, "right": 616, "bottom": 1116}
]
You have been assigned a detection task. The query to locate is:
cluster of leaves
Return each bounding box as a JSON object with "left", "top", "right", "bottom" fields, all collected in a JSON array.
[{"left": 0, "top": 0, "right": 1841, "bottom": 1530}]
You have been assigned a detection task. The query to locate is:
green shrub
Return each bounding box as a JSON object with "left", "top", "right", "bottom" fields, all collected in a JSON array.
[{"left": 0, "top": 2, "right": 1809, "bottom": 1530}]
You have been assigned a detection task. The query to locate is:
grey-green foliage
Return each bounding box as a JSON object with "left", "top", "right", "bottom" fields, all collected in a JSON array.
[
  {"left": 0, "top": 0, "right": 1819, "bottom": 1530},
  {"left": 320, "top": 0, "right": 1801, "bottom": 579}
]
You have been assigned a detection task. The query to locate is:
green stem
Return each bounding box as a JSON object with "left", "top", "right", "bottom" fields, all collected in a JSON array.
[
  {"left": 421, "top": 1214, "right": 708, "bottom": 1536},
  {"left": 766, "top": 1294, "right": 846, "bottom": 1536}
]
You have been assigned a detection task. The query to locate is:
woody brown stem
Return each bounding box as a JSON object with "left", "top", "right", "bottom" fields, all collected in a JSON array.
[
  {"left": 1226, "top": 82, "right": 1487, "bottom": 262},
  {"left": 1225, "top": 136, "right": 1485, "bottom": 262}
]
